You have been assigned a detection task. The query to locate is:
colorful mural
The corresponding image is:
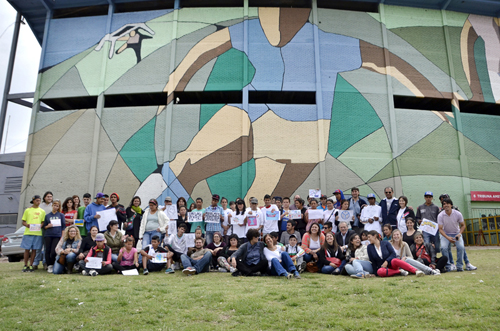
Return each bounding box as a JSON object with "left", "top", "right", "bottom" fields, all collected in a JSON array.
[{"left": 25, "top": 6, "right": 500, "bottom": 215}]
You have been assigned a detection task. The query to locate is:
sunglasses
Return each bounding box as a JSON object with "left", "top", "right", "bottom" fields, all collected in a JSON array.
[{"left": 384, "top": 191, "right": 392, "bottom": 194}]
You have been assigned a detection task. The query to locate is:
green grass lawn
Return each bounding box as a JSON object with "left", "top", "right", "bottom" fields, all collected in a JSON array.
[{"left": 1, "top": 249, "right": 499, "bottom": 331}]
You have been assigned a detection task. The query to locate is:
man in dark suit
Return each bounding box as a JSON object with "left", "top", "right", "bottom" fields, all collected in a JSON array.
[
  {"left": 335, "top": 221, "right": 356, "bottom": 252},
  {"left": 379, "top": 187, "right": 400, "bottom": 229}
]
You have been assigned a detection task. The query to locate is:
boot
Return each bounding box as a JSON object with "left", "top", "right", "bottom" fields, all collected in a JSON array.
[{"left": 66, "top": 263, "right": 74, "bottom": 274}]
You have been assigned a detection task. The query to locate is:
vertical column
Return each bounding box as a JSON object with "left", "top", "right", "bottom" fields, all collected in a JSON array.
[
  {"left": 242, "top": 0, "right": 249, "bottom": 200},
  {"left": 442, "top": 10, "right": 471, "bottom": 217}
]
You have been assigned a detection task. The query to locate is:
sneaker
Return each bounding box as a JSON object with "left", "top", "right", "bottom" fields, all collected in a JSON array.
[
  {"left": 182, "top": 267, "right": 196, "bottom": 276},
  {"left": 89, "top": 270, "right": 98, "bottom": 277},
  {"left": 32, "top": 265, "right": 38, "bottom": 270},
  {"left": 416, "top": 270, "right": 425, "bottom": 277},
  {"left": 350, "top": 273, "right": 364, "bottom": 279},
  {"left": 173, "top": 262, "right": 180, "bottom": 270},
  {"left": 22, "top": 266, "right": 28, "bottom": 273},
  {"left": 218, "top": 259, "right": 227, "bottom": 269},
  {"left": 431, "top": 269, "right": 440, "bottom": 276},
  {"left": 332, "top": 268, "right": 341, "bottom": 275},
  {"left": 456, "top": 267, "right": 463, "bottom": 272},
  {"left": 43, "top": 263, "right": 48, "bottom": 271},
  {"left": 299, "top": 261, "right": 306, "bottom": 274},
  {"left": 449, "top": 264, "right": 457, "bottom": 271},
  {"left": 165, "top": 268, "right": 175, "bottom": 274},
  {"left": 285, "top": 273, "right": 293, "bottom": 279},
  {"left": 399, "top": 268, "right": 408, "bottom": 276},
  {"left": 250, "top": 271, "right": 261, "bottom": 277},
  {"left": 29, "top": 266, "right": 34, "bottom": 272},
  {"left": 294, "top": 271, "right": 301, "bottom": 279},
  {"left": 143, "top": 269, "right": 149, "bottom": 275},
  {"left": 47, "top": 265, "right": 53, "bottom": 273},
  {"left": 81, "top": 270, "right": 88, "bottom": 276},
  {"left": 364, "top": 273, "right": 376, "bottom": 278},
  {"left": 231, "top": 271, "right": 241, "bottom": 277},
  {"left": 218, "top": 267, "right": 227, "bottom": 273},
  {"left": 466, "top": 263, "right": 477, "bottom": 271},
  {"left": 229, "top": 267, "right": 236, "bottom": 273}
]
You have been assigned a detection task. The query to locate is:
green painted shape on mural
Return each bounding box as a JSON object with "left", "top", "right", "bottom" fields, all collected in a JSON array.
[
  {"left": 199, "top": 104, "right": 225, "bottom": 130},
  {"left": 474, "top": 37, "right": 495, "bottom": 103},
  {"left": 205, "top": 48, "right": 256, "bottom": 91},
  {"left": 338, "top": 128, "right": 392, "bottom": 182},
  {"left": 461, "top": 113, "right": 500, "bottom": 160},
  {"left": 465, "top": 135, "right": 500, "bottom": 183},
  {"left": 369, "top": 6, "right": 468, "bottom": 29},
  {"left": 38, "top": 48, "right": 93, "bottom": 101},
  {"left": 177, "top": 7, "right": 245, "bottom": 24},
  {"left": 206, "top": 159, "right": 256, "bottom": 202},
  {"left": 390, "top": 26, "right": 472, "bottom": 98},
  {"left": 119, "top": 118, "right": 158, "bottom": 182},
  {"left": 328, "top": 74, "right": 383, "bottom": 158}
]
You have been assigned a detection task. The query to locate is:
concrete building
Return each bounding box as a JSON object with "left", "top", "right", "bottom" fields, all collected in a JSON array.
[
  {"left": 6, "top": 0, "right": 500, "bottom": 227},
  {"left": 0, "top": 152, "right": 24, "bottom": 235}
]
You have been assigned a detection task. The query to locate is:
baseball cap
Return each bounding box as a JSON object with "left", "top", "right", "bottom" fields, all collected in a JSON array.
[
  {"left": 367, "top": 193, "right": 376, "bottom": 199},
  {"left": 289, "top": 234, "right": 297, "bottom": 239},
  {"left": 250, "top": 197, "right": 258, "bottom": 204},
  {"left": 94, "top": 193, "right": 105, "bottom": 199},
  {"left": 424, "top": 191, "right": 433, "bottom": 196},
  {"left": 333, "top": 189, "right": 341, "bottom": 194},
  {"left": 95, "top": 233, "right": 105, "bottom": 241},
  {"left": 212, "top": 194, "right": 220, "bottom": 201},
  {"left": 165, "top": 196, "right": 172, "bottom": 202},
  {"left": 30, "top": 195, "right": 41, "bottom": 204}
]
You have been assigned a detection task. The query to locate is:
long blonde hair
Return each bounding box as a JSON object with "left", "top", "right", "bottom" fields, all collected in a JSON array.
[{"left": 62, "top": 225, "right": 82, "bottom": 242}]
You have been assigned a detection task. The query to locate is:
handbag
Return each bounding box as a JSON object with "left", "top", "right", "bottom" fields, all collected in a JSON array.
[
  {"left": 325, "top": 249, "right": 341, "bottom": 266},
  {"left": 306, "top": 262, "right": 319, "bottom": 273},
  {"left": 57, "top": 253, "right": 66, "bottom": 265}
]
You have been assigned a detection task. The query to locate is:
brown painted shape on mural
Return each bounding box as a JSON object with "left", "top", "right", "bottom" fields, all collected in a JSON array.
[
  {"left": 466, "top": 27, "right": 484, "bottom": 102},
  {"left": 360, "top": 40, "right": 444, "bottom": 99},
  {"left": 176, "top": 127, "right": 254, "bottom": 194},
  {"left": 277, "top": 8, "right": 311, "bottom": 47},
  {"left": 271, "top": 160, "right": 317, "bottom": 197}
]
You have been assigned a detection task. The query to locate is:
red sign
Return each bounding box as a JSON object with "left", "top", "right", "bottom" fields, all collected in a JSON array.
[{"left": 470, "top": 191, "right": 500, "bottom": 202}]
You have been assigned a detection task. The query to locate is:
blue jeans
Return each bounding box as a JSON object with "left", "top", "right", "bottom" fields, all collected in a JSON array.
[
  {"left": 321, "top": 265, "right": 336, "bottom": 274},
  {"left": 269, "top": 252, "right": 297, "bottom": 276},
  {"left": 441, "top": 234, "right": 464, "bottom": 269},
  {"left": 142, "top": 230, "right": 161, "bottom": 248},
  {"left": 423, "top": 231, "right": 440, "bottom": 251},
  {"left": 180, "top": 252, "right": 212, "bottom": 274},
  {"left": 112, "top": 254, "right": 118, "bottom": 263},
  {"left": 304, "top": 253, "right": 314, "bottom": 263},
  {"left": 53, "top": 253, "right": 77, "bottom": 274},
  {"left": 345, "top": 259, "right": 374, "bottom": 275}
]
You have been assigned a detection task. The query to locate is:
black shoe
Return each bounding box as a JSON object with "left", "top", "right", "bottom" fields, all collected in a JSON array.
[
  {"left": 231, "top": 271, "right": 241, "bottom": 277},
  {"left": 332, "top": 268, "right": 341, "bottom": 275},
  {"left": 22, "top": 266, "right": 28, "bottom": 273},
  {"left": 250, "top": 272, "right": 261, "bottom": 276}
]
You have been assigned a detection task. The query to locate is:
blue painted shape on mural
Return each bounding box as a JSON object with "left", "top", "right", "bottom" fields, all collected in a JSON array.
[
  {"left": 281, "top": 23, "right": 316, "bottom": 91},
  {"left": 268, "top": 104, "right": 318, "bottom": 122},
  {"left": 161, "top": 162, "right": 176, "bottom": 186},
  {"left": 248, "top": 104, "right": 269, "bottom": 122},
  {"left": 229, "top": 20, "right": 284, "bottom": 90},
  {"left": 169, "top": 178, "right": 190, "bottom": 201},
  {"left": 157, "top": 188, "right": 178, "bottom": 205},
  {"left": 110, "top": 10, "right": 173, "bottom": 32}
]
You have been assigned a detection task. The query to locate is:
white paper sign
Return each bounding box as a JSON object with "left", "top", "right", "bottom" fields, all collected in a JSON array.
[
  {"left": 50, "top": 218, "right": 61, "bottom": 227},
  {"left": 29, "top": 224, "right": 41, "bottom": 232},
  {"left": 165, "top": 205, "right": 177, "bottom": 220},
  {"left": 420, "top": 218, "right": 439, "bottom": 236},
  {"left": 289, "top": 210, "right": 302, "bottom": 219},
  {"left": 233, "top": 215, "right": 245, "bottom": 225},
  {"left": 308, "top": 209, "right": 324, "bottom": 220},
  {"left": 168, "top": 221, "right": 177, "bottom": 235},
  {"left": 85, "top": 257, "right": 102, "bottom": 269},
  {"left": 96, "top": 209, "right": 118, "bottom": 232},
  {"left": 122, "top": 269, "right": 139, "bottom": 276},
  {"left": 309, "top": 189, "right": 321, "bottom": 198},
  {"left": 185, "top": 233, "right": 196, "bottom": 247},
  {"left": 205, "top": 212, "right": 220, "bottom": 224},
  {"left": 338, "top": 210, "right": 354, "bottom": 222},
  {"left": 188, "top": 211, "right": 203, "bottom": 223},
  {"left": 152, "top": 253, "right": 168, "bottom": 263}
]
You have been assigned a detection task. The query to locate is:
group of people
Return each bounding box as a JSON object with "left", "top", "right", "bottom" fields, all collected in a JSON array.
[{"left": 19, "top": 186, "right": 477, "bottom": 279}]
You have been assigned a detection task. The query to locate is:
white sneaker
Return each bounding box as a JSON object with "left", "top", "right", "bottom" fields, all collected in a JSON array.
[
  {"left": 47, "top": 265, "right": 53, "bottom": 273},
  {"left": 81, "top": 270, "right": 88, "bottom": 276},
  {"left": 173, "top": 262, "right": 180, "bottom": 270},
  {"left": 399, "top": 268, "right": 409, "bottom": 276},
  {"left": 450, "top": 264, "right": 457, "bottom": 271},
  {"left": 229, "top": 267, "right": 236, "bottom": 273},
  {"left": 89, "top": 270, "right": 98, "bottom": 277},
  {"left": 431, "top": 269, "right": 440, "bottom": 276},
  {"left": 466, "top": 263, "right": 477, "bottom": 271},
  {"left": 416, "top": 270, "right": 425, "bottom": 277}
]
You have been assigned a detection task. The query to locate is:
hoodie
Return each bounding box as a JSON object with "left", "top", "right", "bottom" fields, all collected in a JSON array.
[
  {"left": 333, "top": 190, "right": 345, "bottom": 209},
  {"left": 84, "top": 202, "right": 106, "bottom": 232}
]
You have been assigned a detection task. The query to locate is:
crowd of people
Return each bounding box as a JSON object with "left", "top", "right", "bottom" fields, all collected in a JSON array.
[{"left": 19, "top": 186, "right": 477, "bottom": 279}]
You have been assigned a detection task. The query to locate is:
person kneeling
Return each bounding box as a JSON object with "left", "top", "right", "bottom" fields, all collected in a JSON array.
[
  {"left": 230, "top": 229, "right": 268, "bottom": 277},
  {"left": 263, "top": 234, "right": 300, "bottom": 279},
  {"left": 140, "top": 235, "right": 167, "bottom": 275},
  {"left": 180, "top": 238, "right": 212, "bottom": 276},
  {"left": 81, "top": 233, "right": 113, "bottom": 276}
]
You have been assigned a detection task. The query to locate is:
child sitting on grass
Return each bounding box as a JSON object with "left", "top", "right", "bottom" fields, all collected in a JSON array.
[
  {"left": 112, "top": 237, "right": 139, "bottom": 274},
  {"left": 82, "top": 233, "right": 113, "bottom": 276},
  {"left": 140, "top": 235, "right": 167, "bottom": 275},
  {"left": 285, "top": 234, "right": 306, "bottom": 273}
]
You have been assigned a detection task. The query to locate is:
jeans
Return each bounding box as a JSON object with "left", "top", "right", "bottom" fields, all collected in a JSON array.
[
  {"left": 321, "top": 265, "right": 336, "bottom": 274},
  {"left": 448, "top": 250, "right": 470, "bottom": 265},
  {"left": 112, "top": 254, "right": 118, "bottom": 263},
  {"left": 423, "top": 231, "right": 440, "bottom": 252},
  {"left": 142, "top": 230, "right": 161, "bottom": 248},
  {"left": 33, "top": 246, "right": 46, "bottom": 266},
  {"left": 345, "top": 259, "right": 374, "bottom": 275},
  {"left": 180, "top": 252, "right": 212, "bottom": 274},
  {"left": 440, "top": 235, "right": 464, "bottom": 269},
  {"left": 269, "top": 252, "right": 297, "bottom": 276},
  {"left": 405, "top": 257, "right": 433, "bottom": 275},
  {"left": 53, "top": 253, "right": 77, "bottom": 274},
  {"left": 304, "top": 253, "right": 315, "bottom": 263}
]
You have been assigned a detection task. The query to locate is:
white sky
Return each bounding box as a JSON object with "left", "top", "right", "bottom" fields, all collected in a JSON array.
[{"left": 0, "top": 0, "right": 41, "bottom": 154}]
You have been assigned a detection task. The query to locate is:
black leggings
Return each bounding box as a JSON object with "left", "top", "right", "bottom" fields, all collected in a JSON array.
[
  {"left": 423, "top": 256, "right": 448, "bottom": 273},
  {"left": 112, "top": 262, "right": 138, "bottom": 272},
  {"left": 44, "top": 237, "right": 60, "bottom": 266}
]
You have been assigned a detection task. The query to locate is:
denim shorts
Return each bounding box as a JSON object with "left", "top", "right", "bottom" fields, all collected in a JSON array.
[{"left": 20, "top": 235, "right": 43, "bottom": 250}]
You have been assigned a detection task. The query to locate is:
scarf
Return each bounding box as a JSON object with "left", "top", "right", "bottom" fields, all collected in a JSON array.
[{"left": 131, "top": 205, "right": 142, "bottom": 215}]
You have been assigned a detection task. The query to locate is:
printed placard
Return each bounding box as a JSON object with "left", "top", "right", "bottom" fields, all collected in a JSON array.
[
  {"left": 165, "top": 205, "right": 178, "bottom": 220},
  {"left": 29, "top": 224, "right": 41, "bottom": 232},
  {"left": 85, "top": 257, "right": 102, "bottom": 269},
  {"left": 50, "top": 218, "right": 61, "bottom": 227},
  {"left": 265, "top": 210, "right": 280, "bottom": 221},
  {"left": 205, "top": 212, "right": 220, "bottom": 224},
  {"left": 247, "top": 215, "right": 257, "bottom": 227},
  {"left": 152, "top": 253, "right": 168, "bottom": 263},
  {"left": 309, "top": 189, "right": 321, "bottom": 198},
  {"left": 74, "top": 219, "right": 84, "bottom": 227},
  {"left": 289, "top": 210, "right": 302, "bottom": 219},
  {"left": 185, "top": 233, "right": 196, "bottom": 247},
  {"left": 420, "top": 218, "right": 439, "bottom": 236},
  {"left": 338, "top": 210, "right": 354, "bottom": 222},
  {"left": 168, "top": 220, "right": 177, "bottom": 235},
  {"left": 233, "top": 215, "right": 245, "bottom": 225},
  {"left": 307, "top": 209, "right": 323, "bottom": 220},
  {"left": 188, "top": 211, "right": 203, "bottom": 223}
]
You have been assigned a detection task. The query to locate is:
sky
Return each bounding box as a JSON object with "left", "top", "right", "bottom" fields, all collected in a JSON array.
[{"left": 0, "top": 0, "right": 41, "bottom": 154}]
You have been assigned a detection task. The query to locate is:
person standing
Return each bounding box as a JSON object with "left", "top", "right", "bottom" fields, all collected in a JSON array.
[
  {"left": 107, "top": 193, "right": 127, "bottom": 230},
  {"left": 438, "top": 198, "right": 466, "bottom": 272},
  {"left": 20, "top": 195, "right": 46, "bottom": 272},
  {"left": 396, "top": 196, "right": 415, "bottom": 233},
  {"left": 204, "top": 194, "right": 224, "bottom": 245},
  {"left": 415, "top": 191, "right": 440, "bottom": 251},
  {"left": 77, "top": 193, "right": 92, "bottom": 238},
  {"left": 379, "top": 187, "right": 399, "bottom": 229},
  {"left": 33, "top": 191, "right": 53, "bottom": 270},
  {"left": 360, "top": 193, "right": 382, "bottom": 235},
  {"left": 139, "top": 199, "right": 169, "bottom": 248},
  {"left": 190, "top": 198, "right": 206, "bottom": 234},
  {"left": 42, "top": 200, "right": 66, "bottom": 273},
  {"left": 125, "top": 196, "right": 143, "bottom": 245},
  {"left": 84, "top": 193, "right": 106, "bottom": 233},
  {"left": 348, "top": 187, "right": 367, "bottom": 234}
]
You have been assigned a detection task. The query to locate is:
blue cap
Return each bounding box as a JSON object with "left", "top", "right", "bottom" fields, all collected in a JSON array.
[
  {"left": 367, "top": 193, "right": 376, "bottom": 199},
  {"left": 424, "top": 191, "right": 433, "bottom": 196}
]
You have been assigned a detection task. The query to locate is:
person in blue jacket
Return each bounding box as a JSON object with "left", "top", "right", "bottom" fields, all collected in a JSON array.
[
  {"left": 379, "top": 187, "right": 400, "bottom": 229},
  {"left": 367, "top": 230, "right": 423, "bottom": 278},
  {"left": 332, "top": 189, "right": 345, "bottom": 209},
  {"left": 84, "top": 193, "right": 106, "bottom": 233}
]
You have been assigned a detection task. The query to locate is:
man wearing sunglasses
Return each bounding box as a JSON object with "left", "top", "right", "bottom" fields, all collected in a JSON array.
[{"left": 379, "top": 187, "right": 399, "bottom": 230}]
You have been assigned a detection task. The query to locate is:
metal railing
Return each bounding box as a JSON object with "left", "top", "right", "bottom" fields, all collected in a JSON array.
[{"left": 463, "top": 216, "right": 500, "bottom": 246}]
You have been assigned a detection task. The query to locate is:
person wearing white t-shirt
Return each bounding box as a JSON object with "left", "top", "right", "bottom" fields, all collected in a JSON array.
[
  {"left": 261, "top": 194, "right": 279, "bottom": 235},
  {"left": 232, "top": 200, "right": 248, "bottom": 244},
  {"left": 221, "top": 198, "right": 233, "bottom": 239},
  {"left": 246, "top": 198, "right": 264, "bottom": 235},
  {"left": 361, "top": 193, "right": 382, "bottom": 235},
  {"left": 322, "top": 199, "right": 337, "bottom": 233}
]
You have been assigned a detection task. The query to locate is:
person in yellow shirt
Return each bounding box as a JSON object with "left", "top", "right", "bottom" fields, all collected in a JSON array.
[{"left": 20, "top": 195, "right": 46, "bottom": 272}]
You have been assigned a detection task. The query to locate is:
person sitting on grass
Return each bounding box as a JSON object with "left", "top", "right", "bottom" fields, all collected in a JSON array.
[
  {"left": 82, "top": 233, "right": 113, "bottom": 276},
  {"left": 140, "top": 235, "right": 168, "bottom": 275},
  {"left": 181, "top": 238, "right": 212, "bottom": 276},
  {"left": 285, "top": 234, "right": 306, "bottom": 273},
  {"left": 367, "top": 230, "right": 423, "bottom": 278},
  {"left": 112, "top": 237, "right": 139, "bottom": 274},
  {"left": 301, "top": 223, "right": 325, "bottom": 265},
  {"left": 104, "top": 220, "right": 125, "bottom": 262},
  {"left": 390, "top": 229, "right": 439, "bottom": 276},
  {"left": 230, "top": 228, "right": 268, "bottom": 277},
  {"left": 263, "top": 234, "right": 300, "bottom": 279},
  {"left": 317, "top": 232, "right": 345, "bottom": 275},
  {"left": 164, "top": 223, "right": 188, "bottom": 273},
  {"left": 187, "top": 226, "right": 205, "bottom": 255},
  {"left": 344, "top": 233, "right": 374, "bottom": 279},
  {"left": 77, "top": 226, "right": 98, "bottom": 268},
  {"left": 410, "top": 231, "right": 448, "bottom": 274},
  {"left": 217, "top": 234, "right": 239, "bottom": 273},
  {"left": 53, "top": 226, "right": 82, "bottom": 274},
  {"left": 206, "top": 232, "right": 227, "bottom": 269}
]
